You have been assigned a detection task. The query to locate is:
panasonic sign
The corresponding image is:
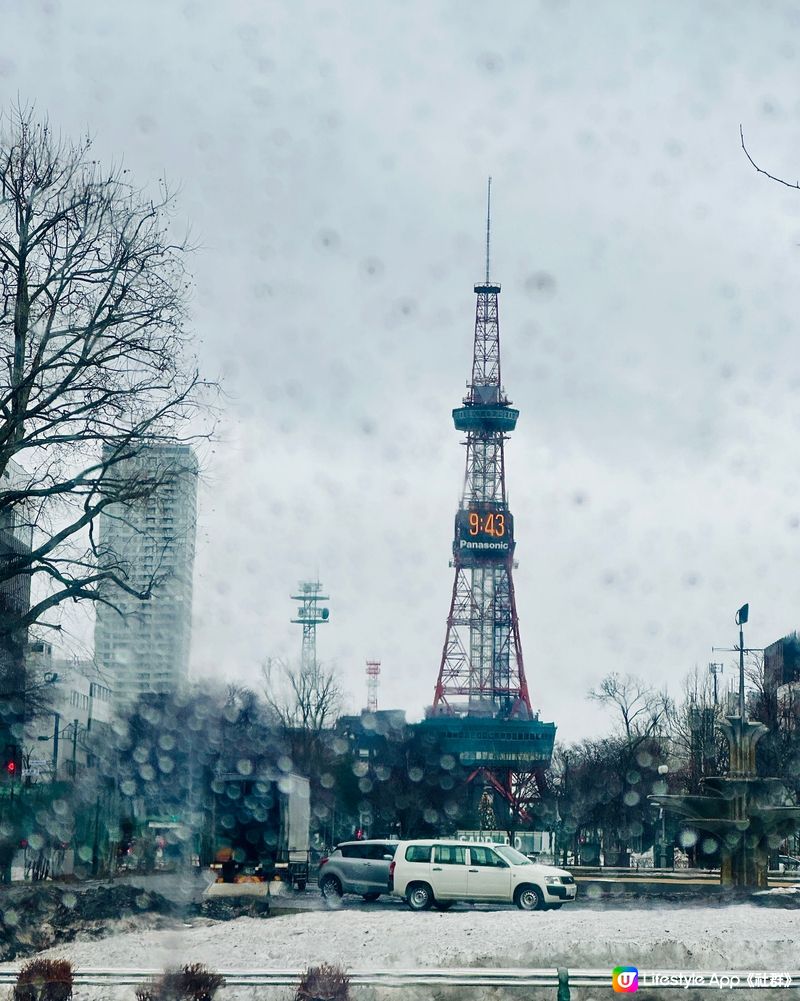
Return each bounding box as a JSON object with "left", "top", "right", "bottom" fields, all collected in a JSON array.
[{"left": 460, "top": 539, "right": 510, "bottom": 551}]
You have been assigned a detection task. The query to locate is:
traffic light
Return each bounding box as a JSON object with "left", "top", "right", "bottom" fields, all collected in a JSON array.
[{"left": 3, "top": 744, "right": 21, "bottom": 779}]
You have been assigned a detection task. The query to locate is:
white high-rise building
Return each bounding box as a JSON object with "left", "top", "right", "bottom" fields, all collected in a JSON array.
[{"left": 94, "top": 445, "right": 198, "bottom": 705}]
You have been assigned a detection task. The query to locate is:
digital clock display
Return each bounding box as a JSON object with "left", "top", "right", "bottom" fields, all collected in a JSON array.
[
  {"left": 466, "top": 511, "right": 507, "bottom": 537},
  {"left": 455, "top": 506, "right": 514, "bottom": 563}
]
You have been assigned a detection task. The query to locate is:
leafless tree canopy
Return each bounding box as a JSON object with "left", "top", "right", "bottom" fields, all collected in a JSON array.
[
  {"left": 261, "top": 658, "right": 343, "bottom": 779},
  {"left": 262, "top": 657, "right": 343, "bottom": 734},
  {"left": 588, "top": 672, "right": 673, "bottom": 745},
  {"left": 667, "top": 665, "right": 717, "bottom": 761},
  {"left": 0, "top": 105, "right": 214, "bottom": 641}
]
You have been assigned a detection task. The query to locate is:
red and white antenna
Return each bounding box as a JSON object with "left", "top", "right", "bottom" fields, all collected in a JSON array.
[{"left": 365, "top": 659, "right": 381, "bottom": 713}]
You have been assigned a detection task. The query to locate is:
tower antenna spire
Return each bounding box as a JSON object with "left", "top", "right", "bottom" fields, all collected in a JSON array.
[{"left": 485, "top": 176, "right": 492, "bottom": 283}]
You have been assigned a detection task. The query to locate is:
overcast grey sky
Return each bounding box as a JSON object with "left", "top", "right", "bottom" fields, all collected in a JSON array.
[{"left": 5, "top": 0, "right": 800, "bottom": 741}]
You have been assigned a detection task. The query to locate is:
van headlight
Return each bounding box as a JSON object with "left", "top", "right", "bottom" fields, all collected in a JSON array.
[{"left": 544, "top": 876, "right": 560, "bottom": 885}]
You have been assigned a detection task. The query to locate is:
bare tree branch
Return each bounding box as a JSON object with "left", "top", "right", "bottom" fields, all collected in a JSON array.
[
  {"left": 0, "top": 102, "right": 217, "bottom": 670},
  {"left": 262, "top": 657, "right": 343, "bottom": 736},
  {"left": 740, "top": 124, "right": 800, "bottom": 191},
  {"left": 588, "top": 672, "right": 672, "bottom": 746}
]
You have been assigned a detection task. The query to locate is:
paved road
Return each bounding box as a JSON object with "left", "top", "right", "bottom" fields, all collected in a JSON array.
[
  {"left": 268, "top": 887, "right": 724, "bottom": 914},
  {"left": 6, "top": 868, "right": 778, "bottom": 914}
]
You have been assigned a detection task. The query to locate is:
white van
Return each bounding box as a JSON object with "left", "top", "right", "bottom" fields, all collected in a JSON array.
[{"left": 389, "top": 839, "right": 577, "bottom": 911}]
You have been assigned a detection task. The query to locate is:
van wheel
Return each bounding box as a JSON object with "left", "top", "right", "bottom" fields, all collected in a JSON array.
[
  {"left": 406, "top": 883, "right": 433, "bottom": 911},
  {"left": 363, "top": 892, "right": 381, "bottom": 901},
  {"left": 433, "top": 901, "right": 453, "bottom": 911},
  {"left": 515, "top": 885, "right": 543, "bottom": 911}
]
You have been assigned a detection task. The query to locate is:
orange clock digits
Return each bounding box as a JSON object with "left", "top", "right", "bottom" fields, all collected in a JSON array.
[{"left": 466, "top": 510, "right": 507, "bottom": 536}]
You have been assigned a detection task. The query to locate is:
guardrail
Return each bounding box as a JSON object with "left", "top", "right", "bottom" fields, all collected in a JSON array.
[
  {"left": 0, "top": 968, "right": 798, "bottom": 997},
  {"left": 569, "top": 866, "right": 800, "bottom": 880}
]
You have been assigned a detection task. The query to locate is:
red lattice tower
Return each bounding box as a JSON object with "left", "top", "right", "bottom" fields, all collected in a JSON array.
[
  {"left": 428, "top": 180, "right": 553, "bottom": 822},
  {"left": 366, "top": 659, "right": 381, "bottom": 713}
]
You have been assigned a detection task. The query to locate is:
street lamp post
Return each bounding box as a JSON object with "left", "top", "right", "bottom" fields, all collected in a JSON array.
[
  {"left": 657, "top": 764, "right": 669, "bottom": 868},
  {"left": 552, "top": 775, "right": 562, "bottom": 866},
  {"left": 711, "top": 603, "right": 761, "bottom": 720},
  {"left": 735, "top": 604, "right": 748, "bottom": 721},
  {"left": 708, "top": 663, "right": 724, "bottom": 707}
]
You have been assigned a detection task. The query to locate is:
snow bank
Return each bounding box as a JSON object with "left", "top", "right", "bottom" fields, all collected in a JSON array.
[{"left": 2, "top": 903, "right": 797, "bottom": 1001}]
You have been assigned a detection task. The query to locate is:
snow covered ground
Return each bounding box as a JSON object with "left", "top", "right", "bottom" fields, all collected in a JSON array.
[{"left": 2, "top": 903, "right": 798, "bottom": 986}]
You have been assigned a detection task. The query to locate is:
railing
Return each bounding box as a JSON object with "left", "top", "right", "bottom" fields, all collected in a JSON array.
[
  {"left": 0, "top": 968, "right": 798, "bottom": 996},
  {"left": 570, "top": 866, "right": 800, "bottom": 882}
]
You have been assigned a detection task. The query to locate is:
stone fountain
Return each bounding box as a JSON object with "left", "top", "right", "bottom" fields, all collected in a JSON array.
[
  {"left": 651, "top": 605, "right": 800, "bottom": 888},
  {"left": 652, "top": 715, "right": 800, "bottom": 887}
]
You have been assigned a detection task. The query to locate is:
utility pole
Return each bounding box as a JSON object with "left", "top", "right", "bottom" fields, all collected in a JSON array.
[
  {"left": 51, "top": 711, "right": 60, "bottom": 781},
  {"left": 71, "top": 719, "right": 78, "bottom": 779},
  {"left": 92, "top": 795, "right": 101, "bottom": 876}
]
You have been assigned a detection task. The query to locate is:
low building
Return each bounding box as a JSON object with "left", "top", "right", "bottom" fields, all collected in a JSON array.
[
  {"left": 764, "top": 633, "right": 800, "bottom": 693},
  {"left": 762, "top": 633, "right": 800, "bottom": 732},
  {"left": 336, "top": 709, "right": 408, "bottom": 758},
  {"left": 23, "top": 645, "right": 113, "bottom": 781}
]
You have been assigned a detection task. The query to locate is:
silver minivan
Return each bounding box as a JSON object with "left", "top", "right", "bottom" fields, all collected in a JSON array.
[{"left": 318, "top": 840, "right": 398, "bottom": 902}]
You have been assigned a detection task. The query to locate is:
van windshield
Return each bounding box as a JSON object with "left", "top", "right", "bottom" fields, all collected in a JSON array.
[{"left": 495, "top": 845, "right": 532, "bottom": 866}]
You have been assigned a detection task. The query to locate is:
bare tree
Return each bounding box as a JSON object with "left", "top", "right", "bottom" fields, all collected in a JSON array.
[
  {"left": 262, "top": 657, "right": 342, "bottom": 734},
  {"left": 261, "top": 657, "right": 344, "bottom": 831},
  {"left": 668, "top": 666, "right": 717, "bottom": 763},
  {"left": 0, "top": 104, "right": 214, "bottom": 659},
  {"left": 665, "top": 665, "right": 730, "bottom": 797},
  {"left": 743, "top": 650, "right": 796, "bottom": 778},
  {"left": 745, "top": 651, "right": 768, "bottom": 703},
  {"left": 223, "top": 683, "right": 264, "bottom": 731},
  {"left": 588, "top": 672, "right": 673, "bottom": 745}
]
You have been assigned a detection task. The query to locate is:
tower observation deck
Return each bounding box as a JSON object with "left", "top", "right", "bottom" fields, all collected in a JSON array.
[{"left": 421, "top": 181, "right": 555, "bottom": 823}]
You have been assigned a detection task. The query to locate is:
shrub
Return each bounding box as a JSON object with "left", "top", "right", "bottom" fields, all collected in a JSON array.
[
  {"left": 135, "top": 964, "right": 225, "bottom": 1001},
  {"left": 295, "top": 964, "right": 350, "bottom": 1001},
  {"left": 13, "top": 959, "right": 74, "bottom": 1001}
]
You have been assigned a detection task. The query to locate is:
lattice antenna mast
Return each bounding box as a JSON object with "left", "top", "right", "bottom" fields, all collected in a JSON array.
[
  {"left": 485, "top": 175, "right": 492, "bottom": 284},
  {"left": 366, "top": 659, "right": 381, "bottom": 713},
  {"left": 290, "top": 581, "right": 330, "bottom": 674}
]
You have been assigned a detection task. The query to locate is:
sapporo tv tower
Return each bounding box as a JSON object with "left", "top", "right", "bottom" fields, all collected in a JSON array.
[{"left": 421, "top": 180, "right": 555, "bottom": 824}]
